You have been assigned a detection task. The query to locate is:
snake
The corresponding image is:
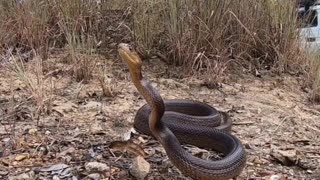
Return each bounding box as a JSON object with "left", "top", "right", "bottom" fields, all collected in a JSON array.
[{"left": 118, "top": 43, "right": 246, "bottom": 180}]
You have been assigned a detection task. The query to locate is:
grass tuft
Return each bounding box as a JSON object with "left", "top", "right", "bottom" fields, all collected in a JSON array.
[{"left": 8, "top": 52, "right": 53, "bottom": 121}]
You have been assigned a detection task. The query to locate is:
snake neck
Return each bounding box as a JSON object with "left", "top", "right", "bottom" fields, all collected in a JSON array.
[{"left": 132, "top": 74, "right": 165, "bottom": 134}]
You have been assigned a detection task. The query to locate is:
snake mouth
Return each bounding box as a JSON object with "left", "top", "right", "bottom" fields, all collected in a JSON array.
[{"left": 118, "top": 43, "right": 142, "bottom": 69}]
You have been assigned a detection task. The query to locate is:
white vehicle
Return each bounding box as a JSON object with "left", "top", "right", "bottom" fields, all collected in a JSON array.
[{"left": 298, "top": 2, "right": 320, "bottom": 54}]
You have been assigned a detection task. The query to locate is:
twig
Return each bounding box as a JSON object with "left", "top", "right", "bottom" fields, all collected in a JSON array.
[
  {"left": 109, "top": 148, "right": 123, "bottom": 162},
  {"left": 233, "top": 121, "right": 255, "bottom": 125},
  {"left": 114, "top": 154, "right": 123, "bottom": 162},
  {"left": 74, "top": 80, "right": 85, "bottom": 99},
  {"left": 272, "top": 116, "right": 293, "bottom": 133},
  {"left": 308, "top": 155, "right": 320, "bottom": 158},
  {"left": 32, "top": 143, "right": 43, "bottom": 156},
  {"left": 98, "top": 76, "right": 113, "bottom": 97},
  {"left": 109, "top": 148, "right": 117, "bottom": 158}
]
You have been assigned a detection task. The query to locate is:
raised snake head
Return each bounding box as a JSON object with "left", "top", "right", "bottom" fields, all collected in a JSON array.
[{"left": 118, "top": 43, "right": 142, "bottom": 74}]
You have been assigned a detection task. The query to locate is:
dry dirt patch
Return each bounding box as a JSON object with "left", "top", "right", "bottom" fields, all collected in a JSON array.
[{"left": 0, "top": 58, "right": 319, "bottom": 179}]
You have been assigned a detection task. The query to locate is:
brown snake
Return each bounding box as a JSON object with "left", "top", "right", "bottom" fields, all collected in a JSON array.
[{"left": 118, "top": 43, "right": 246, "bottom": 180}]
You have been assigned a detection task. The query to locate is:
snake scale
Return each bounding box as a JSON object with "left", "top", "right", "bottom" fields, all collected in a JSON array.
[{"left": 118, "top": 43, "right": 246, "bottom": 180}]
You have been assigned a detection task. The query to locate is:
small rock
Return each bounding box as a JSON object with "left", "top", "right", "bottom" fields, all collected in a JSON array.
[
  {"left": 52, "top": 175, "right": 60, "bottom": 180},
  {"left": 85, "top": 162, "right": 109, "bottom": 173},
  {"left": 269, "top": 175, "right": 281, "bottom": 180},
  {"left": 82, "top": 101, "right": 102, "bottom": 111},
  {"left": 130, "top": 156, "right": 150, "bottom": 180},
  {"left": 28, "top": 128, "right": 38, "bottom": 135},
  {"left": 122, "top": 128, "right": 136, "bottom": 141},
  {"left": 0, "top": 171, "right": 8, "bottom": 176},
  {"left": 199, "top": 87, "right": 211, "bottom": 95},
  {"left": 15, "top": 153, "right": 29, "bottom": 161},
  {"left": 45, "top": 130, "right": 51, "bottom": 135},
  {"left": 288, "top": 169, "right": 294, "bottom": 176},
  {"left": 0, "top": 127, "right": 7, "bottom": 135},
  {"left": 87, "top": 173, "right": 100, "bottom": 180},
  {"left": 2, "top": 138, "right": 11, "bottom": 145},
  {"left": 307, "top": 170, "right": 313, "bottom": 174},
  {"left": 270, "top": 149, "right": 297, "bottom": 166}
]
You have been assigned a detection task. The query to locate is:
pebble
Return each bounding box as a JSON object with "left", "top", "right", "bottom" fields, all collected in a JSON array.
[
  {"left": 288, "top": 169, "right": 294, "bottom": 176},
  {"left": 2, "top": 138, "right": 11, "bottom": 144},
  {"left": 0, "top": 171, "right": 8, "bottom": 176},
  {"left": 85, "top": 162, "right": 109, "bottom": 173},
  {"left": 15, "top": 153, "right": 29, "bottom": 161},
  {"left": 28, "top": 128, "right": 38, "bottom": 135},
  {"left": 82, "top": 101, "right": 102, "bottom": 110},
  {"left": 130, "top": 156, "right": 150, "bottom": 180},
  {"left": 269, "top": 174, "right": 281, "bottom": 180},
  {"left": 87, "top": 173, "right": 100, "bottom": 180},
  {"left": 53, "top": 175, "right": 60, "bottom": 180}
]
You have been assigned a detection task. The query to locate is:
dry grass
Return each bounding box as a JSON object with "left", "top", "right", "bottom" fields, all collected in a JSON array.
[
  {"left": 0, "top": 0, "right": 53, "bottom": 59},
  {"left": 0, "top": 0, "right": 319, "bottom": 104},
  {"left": 306, "top": 54, "right": 320, "bottom": 102},
  {"left": 7, "top": 53, "right": 54, "bottom": 122},
  {"left": 133, "top": 1, "right": 305, "bottom": 75},
  {"left": 131, "top": 0, "right": 320, "bottom": 101}
]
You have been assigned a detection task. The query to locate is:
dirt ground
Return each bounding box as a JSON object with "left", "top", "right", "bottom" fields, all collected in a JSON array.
[{"left": 0, "top": 51, "right": 319, "bottom": 180}]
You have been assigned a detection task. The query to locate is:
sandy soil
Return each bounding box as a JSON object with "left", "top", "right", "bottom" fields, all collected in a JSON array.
[{"left": 0, "top": 53, "right": 319, "bottom": 180}]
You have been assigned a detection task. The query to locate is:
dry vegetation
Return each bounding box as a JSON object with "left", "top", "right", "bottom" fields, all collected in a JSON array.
[
  {"left": 0, "top": 0, "right": 319, "bottom": 179},
  {"left": 0, "top": 0, "right": 318, "bottom": 95}
]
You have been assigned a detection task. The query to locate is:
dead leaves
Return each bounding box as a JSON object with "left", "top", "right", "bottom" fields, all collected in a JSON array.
[
  {"left": 14, "top": 153, "right": 30, "bottom": 161},
  {"left": 52, "top": 100, "right": 77, "bottom": 115},
  {"left": 109, "top": 140, "right": 146, "bottom": 158},
  {"left": 40, "top": 163, "right": 72, "bottom": 179},
  {"left": 271, "top": 149, "right": 300, "bottom": 166},
  {"left": 0, "top": 52, "right": 320, "bottom": 180}
]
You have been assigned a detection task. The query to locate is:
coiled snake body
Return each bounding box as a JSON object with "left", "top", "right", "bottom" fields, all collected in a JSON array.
[{"left": 118, "top": 43, "right": 246, "bottom": 180}]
